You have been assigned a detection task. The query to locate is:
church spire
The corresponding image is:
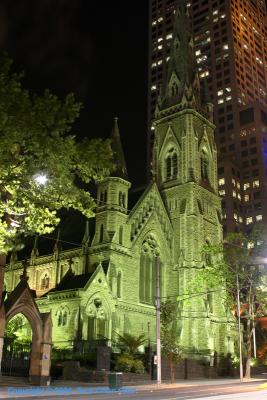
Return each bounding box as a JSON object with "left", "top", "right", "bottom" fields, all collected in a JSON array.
[
  {"left": 158, "top": 0, "right": 201, "bottom": 113},
  {"left": 82, "top": 220, "right": 90, "bottom": 248},
  {"left": 111, "top": 117, "right": 128, "bottom": 180},
  {"left": 30, "top": 235, "right": 39, "bottom": 266}
]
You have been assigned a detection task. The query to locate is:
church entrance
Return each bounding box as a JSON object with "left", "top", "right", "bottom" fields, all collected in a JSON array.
[{"left": 2, "top": 313, "right": 32, "bottom": 377}]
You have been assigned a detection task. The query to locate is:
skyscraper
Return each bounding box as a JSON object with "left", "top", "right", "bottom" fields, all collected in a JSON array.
[{"left": 148, "top": 0, "right": 267, "bottom": 234}]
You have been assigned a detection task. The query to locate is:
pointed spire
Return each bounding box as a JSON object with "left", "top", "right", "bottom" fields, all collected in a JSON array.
[
  {"left": 82, "top": 220, "right": 90, "bottom": 247},
  {"left": 111, "top": 117, "right": 128, "bottom": 180},
  {"left": 10, "top": 250, "right": 17, "bottom": 267},
  {"left": 30, "top": 235, "right": 39, "bottom": 266},
  {"left": 159, "top": 0, "right": 201, "bottom": 112},
  {"left": 54, "top": 229, "right": 61, "bottom": 253},
  {"left": 20, "top": 260, "right": 29, "bottom": 282}
]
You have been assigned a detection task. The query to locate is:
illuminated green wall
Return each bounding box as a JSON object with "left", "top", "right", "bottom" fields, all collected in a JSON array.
[{"left": 4, "top": 106, "right": 236, "bottom": 359}]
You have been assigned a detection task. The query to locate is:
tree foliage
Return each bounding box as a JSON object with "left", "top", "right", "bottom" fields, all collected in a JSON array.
[
  {"left": 161, "top": 300, "right": 182, "bottom": 382},
  {"left": 0, "top": 54, "right": 114, "bottom": 253},
  {"left": 115, "top": 332, "right": 147, "bottom": 356},
  {"left": 199, "top": 224, "right": 267, "bottom": 378}
]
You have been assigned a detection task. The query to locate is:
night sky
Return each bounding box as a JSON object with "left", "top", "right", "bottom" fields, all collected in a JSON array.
[
  {"left": 0, "top": 0, "right": 149, "bottom": 254},
  {"left": 0, "top": 0, "right": 149, "bottom": 188}
]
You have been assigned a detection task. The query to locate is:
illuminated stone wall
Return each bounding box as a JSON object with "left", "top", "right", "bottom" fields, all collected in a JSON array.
[{"left": 4, "top": 107, "right": 236, "bottom": 358}]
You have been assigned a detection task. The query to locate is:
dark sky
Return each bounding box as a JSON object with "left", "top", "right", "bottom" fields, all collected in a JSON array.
[{"left": 0, "top": 0, "right": 149, "bottom": 188}]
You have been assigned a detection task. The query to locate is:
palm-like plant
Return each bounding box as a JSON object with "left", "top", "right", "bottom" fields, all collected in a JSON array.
[{"left": 115, "top": 332, "right": 147, "bottom": 356}]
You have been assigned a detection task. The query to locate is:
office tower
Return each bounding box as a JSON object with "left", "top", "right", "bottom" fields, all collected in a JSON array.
[{"left": 148, "top": 0, "right": 267, "bottom": 234}]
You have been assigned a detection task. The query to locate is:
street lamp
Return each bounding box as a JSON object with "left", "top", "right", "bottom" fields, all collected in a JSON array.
[
  {"left": 236, "top": 273, "right": 243, "bottom": 383},
  {"left": 155, "top": 254, "right": 161, "bottom": 385},
  {"left": 33, "top": 173, "right": 48, "bottom": 186}
]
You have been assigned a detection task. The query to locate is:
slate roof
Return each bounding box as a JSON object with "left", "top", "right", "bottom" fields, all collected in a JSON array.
[{"left": 48, "top": 271, "right": 92, "bottom": 293}]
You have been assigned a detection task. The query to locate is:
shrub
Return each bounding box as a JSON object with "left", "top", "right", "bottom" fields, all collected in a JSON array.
[
  {"left": 115, "top": 355, "right": 134, "bottom": 372},
  {"left": 131, "top": 359, "right": 145, "bottom": 374}
]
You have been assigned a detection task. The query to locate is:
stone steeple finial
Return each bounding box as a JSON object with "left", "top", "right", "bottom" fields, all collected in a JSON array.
[
  {"left": 159, "top": 0, "right": 201, "bottom": 112},
  {"left": 82, "top": 220, "right": 90, "bottom": 248},
  {"left": 20, "top": 260, "right": 29, "bottom": 282},
  {"left": 53, "top": 229, "right": 61, "bottom": 253},
  {"left": 82, "top": 220, "right": 90, "bottom": 273},
  {"left": 30, "top": 235, "right": 39, "bottom": 266},
  {"left": 111, "top": 117, "right": 128, "bottom": 180}
]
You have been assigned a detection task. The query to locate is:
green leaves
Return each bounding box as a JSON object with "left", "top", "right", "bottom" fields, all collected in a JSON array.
[
  {"left": 161, "top": 300, "right": 182, "bottom": 362},
  {"left": 0, "top": 54, "right": 114, "bottom": 253},
  {"left": 115, "top": 332, "right": 147, "bottom": 356}
]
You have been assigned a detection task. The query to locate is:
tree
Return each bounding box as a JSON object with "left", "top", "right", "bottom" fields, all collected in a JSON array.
[
  {"left": 199, "top": 224, "right": 267, "bottom": 379},
  {"left": 161, "top": 299, "right": 182, "bottom": 382},
  {"left": 0, "top": 54, "right": 114, "bottom": 298},
  {"left": 115, "top": 332, "right": 146, "bottom": 357}
]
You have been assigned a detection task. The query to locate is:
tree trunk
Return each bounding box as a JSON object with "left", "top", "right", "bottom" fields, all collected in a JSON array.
[
  {"left": 170, "top": 359, "right": 175, "bottom": 383},
  {"left": 245, "top": 285, "right": 253, "bottom": 379},
  {"left": 0, "top": 254, "right": 6, "bottom": 306},
  {"left": 245, "top": 323, "right": 252, "bottom": 379}
]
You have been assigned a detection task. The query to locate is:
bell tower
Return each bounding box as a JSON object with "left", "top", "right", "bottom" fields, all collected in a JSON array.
[
  {"left": 152, "top": 0, "right": 225, "bottom": 356},
  {"left": 91, "top": 118, "right": 131, "bottom": 250}
]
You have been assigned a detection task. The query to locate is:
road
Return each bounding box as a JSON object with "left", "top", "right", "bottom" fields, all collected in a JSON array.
[{"left": 3, "top": 380, "right": 267, "bottom": 399}]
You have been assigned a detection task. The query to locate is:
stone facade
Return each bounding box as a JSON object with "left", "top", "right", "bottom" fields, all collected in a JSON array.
[{"left": 4, "top": 0, "right": 236, "bottom": 362}]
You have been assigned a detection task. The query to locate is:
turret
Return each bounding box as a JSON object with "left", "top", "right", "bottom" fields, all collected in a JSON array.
[
  {"left": 30, "top": 235, "right": 39, "bottom": 266},
  {"left": 92, "top": 118, "right": 131, "bottom": 248},
  {"left": 82, "top": 220, "right": 90, "bottom": 273}
]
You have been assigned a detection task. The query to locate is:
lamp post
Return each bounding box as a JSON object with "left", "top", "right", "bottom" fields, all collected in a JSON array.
[
  {"left": 236, "top": 273, "right": 243, "bottom": 382},
  {"left": 147, "top": 321, "right": 151, "bottom": 378},
  {"left": 155, "top": 255, "right": 161, "bottom": 385}
]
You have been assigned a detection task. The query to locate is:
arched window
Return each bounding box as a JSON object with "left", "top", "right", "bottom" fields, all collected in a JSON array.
[
  {"left": 201, "top": 151, "right": 209, "bottom": 181},
  {"left": 104, "top": 190, "right": 108, "bottom": 203},
  {"left": 100, "top": 191, "right": 104, "bottom": 205},
  {"left": 119, "top": 226, "right": 123, "bottom": 245},
  {"left": 58, "top": 311, "right": 62, "bottom": 327},
  {"left": 118, "top": 192, "right": 125, "bottom": 207},
  {"left": 117, "top": 271, "right": 122, "bottom": 298},
  {"left": 172, "top": 153, "right": 178, "bottom": 178},
  {"left": 62, "top": 311, "right": 68, "bottom": 326},
  {"left": 41, "top": 273, "right": 50, "bottom": 290},
  {"left": 165, "top": 148, "right": 178, "bottom": 181},
  {"left": 99, "top": 224, "right": 104, "bottom": 243},
  {"left": 139, "top": 238, "right": 163, "bottom": 305},
  {"left": 166, "top": 156, "right": 172, "bottom": 180},
  {"left": 172, "top": 82, "right": 178, "bottom": 97}
]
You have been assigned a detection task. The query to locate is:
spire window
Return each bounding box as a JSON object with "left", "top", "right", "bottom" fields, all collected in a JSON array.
[
  {"left": 99, "top": 224, "right": 104, "bottom": 243},
  {"left": 119, "top": 226, "right": 123, "bottom": 245},
  {"left": 165, "top": 148, "right": 178, "bottom": 182},
  {"left": 171, "top": 82, "right": 178, "bottom": 97},
  {"left": 117, "top": 271, "right": 122, "bottom": 298},
  {"left": 200, "top": 151, "right": 209, "bottom": 181}
]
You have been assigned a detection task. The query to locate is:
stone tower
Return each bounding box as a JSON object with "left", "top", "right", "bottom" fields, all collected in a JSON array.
[
  {"left": 91, "top": 118, "right": 131, "bottom": 254},
  {"left": 152, "top": 0, "right": 232, "bottom": 357}
]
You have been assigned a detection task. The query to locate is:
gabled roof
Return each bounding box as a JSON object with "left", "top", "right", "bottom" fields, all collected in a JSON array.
[
  {"left": 47, "top": 271, "right": 92, "bottom": 293},
  {"left": 5, "top": 278, "right": 36, "bottom": 312}
]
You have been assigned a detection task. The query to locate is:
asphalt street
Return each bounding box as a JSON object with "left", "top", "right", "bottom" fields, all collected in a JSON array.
[{"left": 2, "top": 381, "right": 267, "bottom": 400}]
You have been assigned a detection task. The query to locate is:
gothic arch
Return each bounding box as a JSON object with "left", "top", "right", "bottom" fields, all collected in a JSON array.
[
  {"left": 2, "top": 278, "right": 52, "bottom": 385},
  {"left": 163, "top": 146, "right": 179, "bottom": 182},
  {"left": 200, "top": 147, "right": 210, "bottom": 181},
  {"left": 139, "top": 233, "right": 163, "bottom": 304}
]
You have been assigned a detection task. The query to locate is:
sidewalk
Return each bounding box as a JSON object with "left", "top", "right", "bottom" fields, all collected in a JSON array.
[{"left": 0, "top": 376, "right": 266, "bottom": 398}]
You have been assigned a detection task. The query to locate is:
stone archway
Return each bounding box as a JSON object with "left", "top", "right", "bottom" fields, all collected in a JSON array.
[{"left": 0, "top": 273, "right": 52, "bottom": 385}]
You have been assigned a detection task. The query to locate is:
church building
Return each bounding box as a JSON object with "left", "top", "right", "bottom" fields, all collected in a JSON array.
[{"left": 4, "top": 1, "right": 236, "bottom": 361}]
